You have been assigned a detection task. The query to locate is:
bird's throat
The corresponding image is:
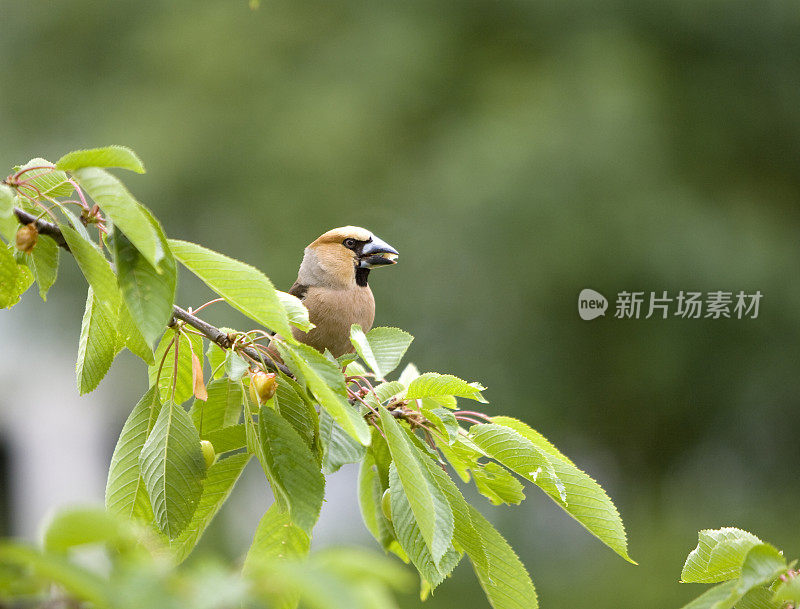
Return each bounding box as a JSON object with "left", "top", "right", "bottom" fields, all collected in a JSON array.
[{"left": 355, "top": 267, "right": 370, "bottom": 287}]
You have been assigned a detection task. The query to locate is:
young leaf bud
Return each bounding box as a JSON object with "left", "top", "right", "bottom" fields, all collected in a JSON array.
[
  {"left": 249, "top": 370, "right": 278, "bottom": 405},
  {"left": 200, "top": 440, "right": 216, "bottom": 468},
  {"left": 381, "top": 488, "right": 392, "bottom": 522},
  {"left": 15, "top": 224, "right": 38, "bottom": 253}
]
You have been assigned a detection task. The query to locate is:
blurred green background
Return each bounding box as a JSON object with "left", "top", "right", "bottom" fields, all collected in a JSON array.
[{"left": 2, "top": 0, "right": 800, "bottom": 606}]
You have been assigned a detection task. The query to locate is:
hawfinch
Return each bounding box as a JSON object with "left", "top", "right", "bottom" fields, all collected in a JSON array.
[{"left": 288, "top": 226, "right": 398, "bottom": 357}]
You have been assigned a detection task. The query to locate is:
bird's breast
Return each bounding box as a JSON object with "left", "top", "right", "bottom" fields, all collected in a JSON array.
[{"left": 292, "top": 286, "right": 375, "bottom": 357}]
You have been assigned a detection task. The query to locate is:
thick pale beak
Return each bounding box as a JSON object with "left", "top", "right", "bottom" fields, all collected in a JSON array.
[{"left": 358, "top": 235, "right": 399, "bottom": 268}]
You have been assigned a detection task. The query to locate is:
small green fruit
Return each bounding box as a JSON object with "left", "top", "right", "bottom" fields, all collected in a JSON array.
[
  {"left": 15, "top": 224, "right": 38, "bottom": 253},
  {"left": 249, "top": 370, "right": 277, "bottom": 405},
  {"left": 200, "top": 440, "right": 216, "bottom": 468},
  {"left": 381, "top": 488, "right": 392, "bottom": 522}
]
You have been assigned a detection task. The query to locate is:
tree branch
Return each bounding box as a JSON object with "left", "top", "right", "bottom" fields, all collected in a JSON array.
[
  {"left": 171, "top": 305, "right": 292, "bottom": 376},
  {"left": 13, "top": 206, "right": 293, "bottom": 377},
  {"left": 13, "top": 207, "right": 70, "bottom": 250}
]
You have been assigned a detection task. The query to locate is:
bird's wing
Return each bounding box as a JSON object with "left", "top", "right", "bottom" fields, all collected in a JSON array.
[{"left": 288, "top": 281, "right": 309, "bottom": 300}]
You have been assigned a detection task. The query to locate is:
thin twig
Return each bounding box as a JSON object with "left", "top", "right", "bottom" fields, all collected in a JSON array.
[
  {"left": 190, "top": 297, "right": 224, "bottom": 315},
  {"left": 12, "top": 205, "right": 293, "bottom": 377},
  {"left": 368, "top": 417, "right": 387, "bottom": 441},
  {"left": 171, "top": 307, "right": 291, "bottom": 376},
  {"left": 13, "top": 207, "right": 69, "bottom": 249},
  {"left": 348, "top": 388, "right": 380, "bottom": 418},
  {"left": 454, "top": 410, "right": 492, "bottom": 421}
]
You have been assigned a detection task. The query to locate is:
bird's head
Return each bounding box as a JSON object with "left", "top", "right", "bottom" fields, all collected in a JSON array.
[{"left": 300, "top": 226, "right": 398, "bottom": 288}]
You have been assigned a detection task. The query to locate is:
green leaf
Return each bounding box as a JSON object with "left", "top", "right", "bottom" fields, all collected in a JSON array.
[
  {"left": 388, "top": 463, "right": 461, "bottom": 589},
  {"left": 59, "top": 224, "right": 121, "bottom": 314},
  {"left": 29, "top": 234, "right": 59, "bottom": 300},
  {"left": 109, "top": 218, "right": 176, "bottom": 347},
  {"left": 14, "top": 257, "right": 33, "bottom": 305},
  {"left": 318, "top": 546, "right": 414, "bottom": 584},
  {"left": 398, "top": 362, "right": 420, "bottom": 385},
  {"left": 680, "top": 545, "right": 789, "bottom": 609},
  {"left": 59, "top": 205, "right": 93, "bottom": 241},
  {"left": 243, "top": 503, "right": 311, "bottom": 574},
  {"left": 276, "top": 341, "right": 370, "bottom": 446},
  {"left": 373, "top": 381, "right": 405, "bottom": 404},
  {"left": 169, "top": 453, "right": 250, "bottom": 563},
  {"left": 168, "top": 239, "right": 293, "bottom": 338},
  {"left": 320, "top": 410, "right": 366, "bottom": 474},
  {"left": 368, "top": 426, "right": 393, "bottom": 489},
  {"left": 736, "top": 582, "right": 786, "bottom": 609},
  {"left": 469, "top": 424, "right": 565, "bottom": 502},
  {"left": 277, "top": 290, "right": 314, "bottom": 332},
  {"left": 406, "top": 372, "right": 487, "bottom": 403},
  {"left": 116, "top": 300, "right": 155, "bottom": 364},
  {"left": 258, "top": 405, "right": 325, "bottom": 535},
  {"left": 244, "top": 396, "right": 286, "bottom": 510},
  {"left": 490, "top": 416, "right": 577, "bottom": 466},
  {"left": 349, "top": 325, "right": 413, "bottom": 379},
  {"left": 251, "top": 548, "right": 412, "bottom": 609},
  {"left": 741, "top": 586, "right": 785, "bottom": 609},
  {"left": 275, "top": 378, "right": 317, "bottom": 453},
  {"left": 73, "top": 167, "right": 161, "bottom": 268},
  {"left": 379, "top": 407, "right": 454, "bottom": 566},
  {"left": 0, "top": 543, "right": 110, "bottom": 608},
  {"left": 436, "top": 438, "right": 475, "bottom": 483},
  {"left": 472, "top": 462, "right": 526, "bottom": 506},
  {"left": 772, "top": 575, "right": 800, "bottom": 603},
  {"left": 680, "top": 581, "right": 738, "bottom": 609},
  {"left": 148, "top": 330, "right": 203, "bottom": 405},
  {"left": 345, "top": 360, "right": 368, "bottom": 378},
  {"left": 139, "top": 400, "right": 207, "bottom": 538},
  {"left": 0, "top": 242, "right": 20, "bottom": 308},
  {"left": 16, "top": 159, "right": 73, "bottom": 198},
  {"left": 205, "top": 424, "right": 247, "bottom": 454},
  {"left": 43, "top": 507, "right": 133, "bottom": 553},
  {"left": 467, "top": 505, "right": 538, "bottom": 609},
  {"left": 226, "top": 349, "right": 249, "bottom": 380},
  {"left": 243, "top": 503, "right": 311, "bottom": 609},
  {"left": 0, "top": 184, "right": 18, "bottom": 242},
  {"left": 711, "top": 544, "right": 787, "bottom": 609},
  {"left": 422, "top": 406, "right": 459, "bottom": 444},
  {"left": 357, "top": 429, "right": 407, "bottom": 562},
  {"left": 408, "top": 436, "right": 488, "bottom": 572},
  {"left": 207, "top": 342, "right": 227, "bottom": 379},
  {"left": 471, "top": 423, "right": 634, "bottom": 563},
  {"left": 551, "top": 454, "right": 633, "bottom": 563},
  {"left": 76, "top": 287, "right": 119, "bottom": 394},
  {"left": 682, "top": 528, "right": 765, "bottom": 584},
  {"left": 0, "top": 243, "right": 34, "bottom": 310},
  {"left": 56, "top": 145, "right": 145, "bottom": 173},
  {"left": 106, "top": 386, "right": 160, "bottom": 521},
  {"left": 190, "top": 378, "right": 243, "bottom": 436},
  {"left": 358, "top": 450, "right": 401, "bottom": 556},
  {"left": 337, "top": 352, "right": 359, "bottom": 368}
]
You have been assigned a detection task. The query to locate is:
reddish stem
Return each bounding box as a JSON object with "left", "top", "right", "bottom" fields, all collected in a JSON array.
[
  {"left": 368, "top": 418, "right": 387, "bottom": 441},
  {"left": 66, "top": 179, "right": 89, "bottom": 209},
  {"left": 190, "top": 297, "right": 225, "bottom": 315},
  {"left": 12, "top": 165, "right": 54, "bottom": 180},
  {"left": 348, "top": 388, "right": 380, "bottom": 418},
  {"left": 455, "top": 410, "right": 492, "bottom": 421}
]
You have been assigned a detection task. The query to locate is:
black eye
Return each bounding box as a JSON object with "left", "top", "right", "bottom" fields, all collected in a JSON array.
[{"left": 343, "top": 238, "right": 356, "bottom": 249}]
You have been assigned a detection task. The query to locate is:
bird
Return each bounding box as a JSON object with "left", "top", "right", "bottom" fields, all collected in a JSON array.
[{"left": 286, "top": 226, "right": 398, "bottom": 358}]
